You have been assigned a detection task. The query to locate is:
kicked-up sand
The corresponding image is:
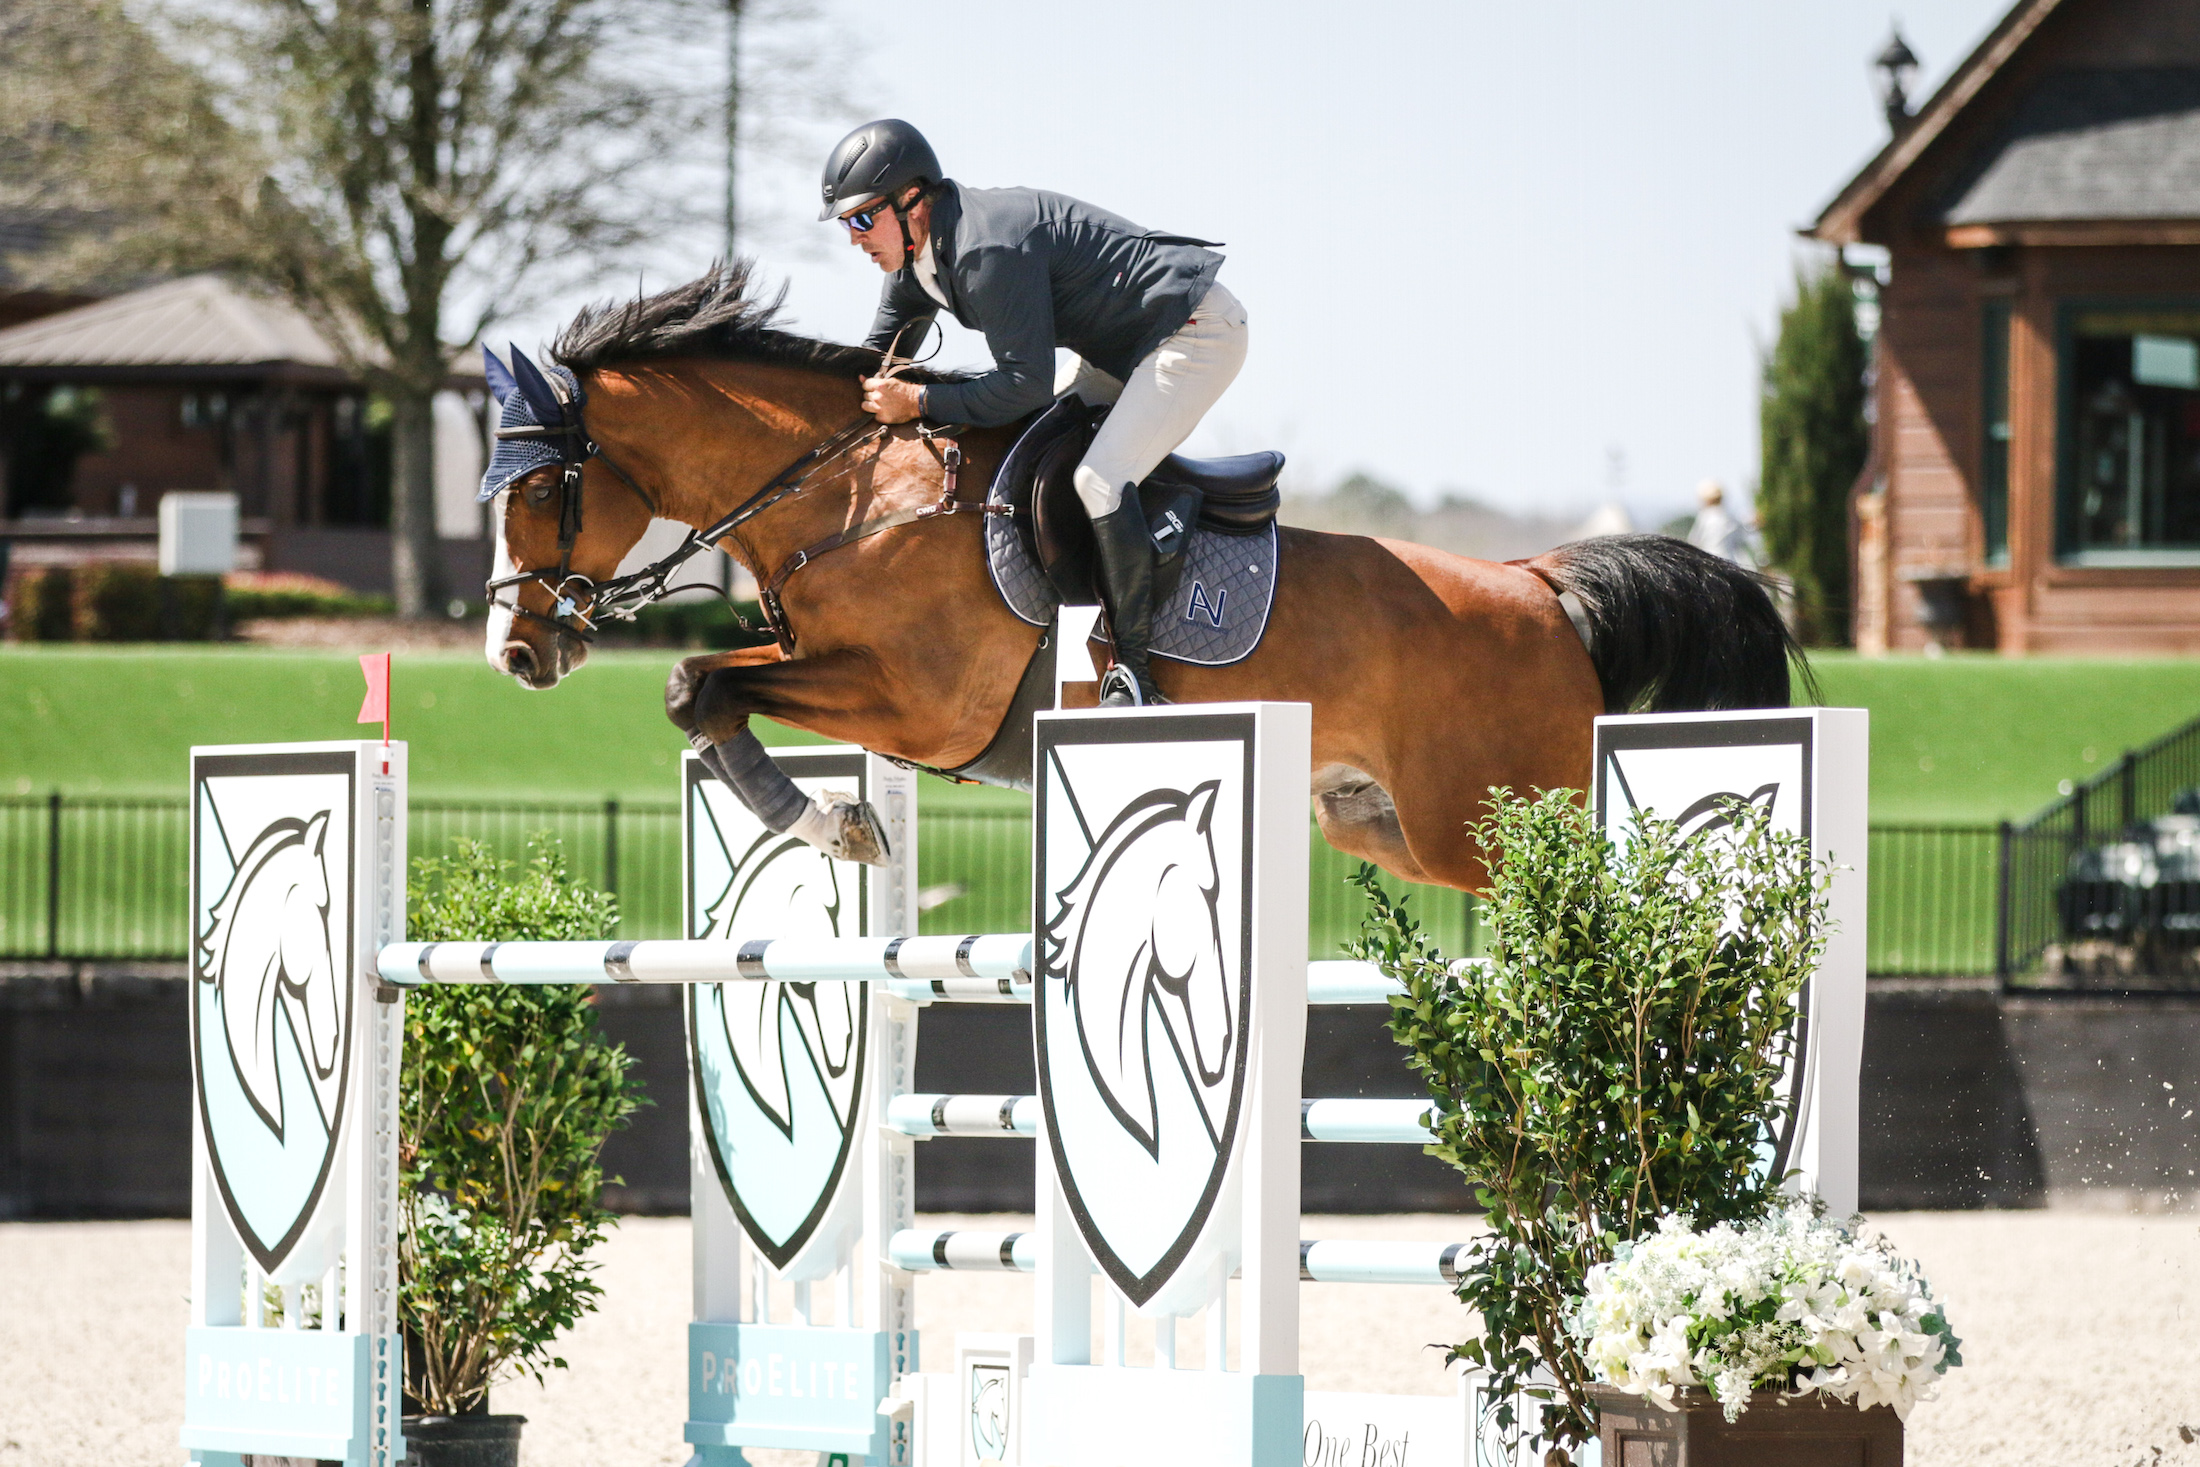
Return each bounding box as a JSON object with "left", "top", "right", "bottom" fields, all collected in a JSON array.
[{"left": 1, "top": 1210, "right": 2193, "bottom": 1466}]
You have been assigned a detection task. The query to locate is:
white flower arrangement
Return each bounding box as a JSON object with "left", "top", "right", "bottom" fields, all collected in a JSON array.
[{"left": 1569, "top": 1205, "right": 1961, "bottom": 1423}]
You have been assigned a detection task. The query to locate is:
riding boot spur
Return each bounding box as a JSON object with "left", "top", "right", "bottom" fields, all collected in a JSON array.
[
  {"left": 1090, "top": 492, "right": 1166, "bottom": 707},
  {"left": 694, "top": 727, "right": 891, "bottom": 866}
]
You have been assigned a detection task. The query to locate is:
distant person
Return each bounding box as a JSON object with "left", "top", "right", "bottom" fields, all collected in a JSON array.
[{"left": 1687, "top": 480, "right": 1759, "bottom": 569}]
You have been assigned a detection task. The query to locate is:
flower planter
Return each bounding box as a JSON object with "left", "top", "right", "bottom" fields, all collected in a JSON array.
[
  {"left": 1590, "top": 1384, "right": 1902, "bottom": 1466},
  {"left": 401, "top": 1412, "right": 528, "bottom": 1467}
]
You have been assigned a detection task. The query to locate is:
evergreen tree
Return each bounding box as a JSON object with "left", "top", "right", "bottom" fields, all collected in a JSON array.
[{"left": 1759, "top": 259, "right": 1869, "bottom": 646}]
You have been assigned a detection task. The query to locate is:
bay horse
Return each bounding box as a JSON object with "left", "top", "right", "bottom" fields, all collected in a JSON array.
[{"left": 483, "top": 264, "right": 1800, "bottom": 893}]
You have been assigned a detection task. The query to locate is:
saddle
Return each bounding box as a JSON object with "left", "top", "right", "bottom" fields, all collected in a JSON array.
[{"left": 990, "top": 396, "right": 1283, "bottom": 605}]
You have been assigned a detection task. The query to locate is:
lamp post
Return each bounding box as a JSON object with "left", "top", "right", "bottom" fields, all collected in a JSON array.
[{"left": 1875, "top": 28, "right": 1920, "bottom": 130}]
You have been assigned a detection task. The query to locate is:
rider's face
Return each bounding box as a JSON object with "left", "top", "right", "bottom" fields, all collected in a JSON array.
[{"left": 841, "top": 192, "right": 928, "bottom": 273}]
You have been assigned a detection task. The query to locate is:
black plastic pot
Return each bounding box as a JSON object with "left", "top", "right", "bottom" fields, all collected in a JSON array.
[{"left": 402, "top": 1413, "right": 527, "bottom": 1467}]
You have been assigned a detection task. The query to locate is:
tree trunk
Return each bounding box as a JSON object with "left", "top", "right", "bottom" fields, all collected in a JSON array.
[{"left": 390, "top": 389, "right": 444, "bottom": 618}]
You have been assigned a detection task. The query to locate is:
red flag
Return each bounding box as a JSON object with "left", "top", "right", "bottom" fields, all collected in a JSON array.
[{"left": 358, "top": 653, "right": 390, "bottom": 737}]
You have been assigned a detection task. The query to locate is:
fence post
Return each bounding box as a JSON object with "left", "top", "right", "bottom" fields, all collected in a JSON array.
[
  {"left": 2120, "top": 749, "right": 2137, "bottom": 831},
  {"left": 1995, "top": 819, "right": 2013, "bottom": 988},
  {"left": 45, "top": 790, "right": 62, "bottom": 959},
  {"left": 603, "top": 797, "right": 619, "bottom": 898}
]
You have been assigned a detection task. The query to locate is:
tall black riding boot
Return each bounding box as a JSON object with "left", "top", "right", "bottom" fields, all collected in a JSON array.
[{"left": 1091, "top": 493, "right": 1165, "bottom": 706}]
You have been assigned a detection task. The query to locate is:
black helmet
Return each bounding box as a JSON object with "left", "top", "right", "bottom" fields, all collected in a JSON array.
[{"left": 817, "top": 119, "right": 940, "bottom": 221}]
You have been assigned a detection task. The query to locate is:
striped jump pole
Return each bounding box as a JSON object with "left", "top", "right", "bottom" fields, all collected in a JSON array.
[
  {"left": 378, "top": 932, "right": 1033, "bottom": 990},
  {"left": 887, "top": 1230, "right": 1469, "bottom": 1287},
  {"left": 884, "top": 1094, "right": 1434, "bottom": 1145},
  {"left": 377, "top": 939, "right": 1414, "bottom": 1007}
]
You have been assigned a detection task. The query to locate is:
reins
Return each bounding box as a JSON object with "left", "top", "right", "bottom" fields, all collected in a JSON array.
[{"left": 488, "top": 358, "right": 1002, "bottom": 653}]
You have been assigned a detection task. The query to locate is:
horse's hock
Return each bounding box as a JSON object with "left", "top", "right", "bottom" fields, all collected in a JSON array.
[{"left": 176, "top": 703, "right": 1867, "bottom": 1467}]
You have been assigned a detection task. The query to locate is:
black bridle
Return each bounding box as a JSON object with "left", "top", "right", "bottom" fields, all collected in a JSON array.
[{"left": 485, "top": 373, "right": 887, "bottom": 646}]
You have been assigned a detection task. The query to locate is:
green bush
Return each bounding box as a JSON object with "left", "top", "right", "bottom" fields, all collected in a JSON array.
[
  {"left": 72, "top": 564, "right": 223, "bottom": 640},
  {"left": 14, "top": 568, "right": 75, "bottom": 641},
  {"left": 1760, "top": 259, "right": 1869, "bottom": 647},
  {"left": 1353, "top": 790, "right": 1828, "bottom": 1455},
  {"left": 401, "top": 835, "right": 642, "bottom": 1415},
  {"left": 224, "top": 575, "right": 393, "bottom": 619}
]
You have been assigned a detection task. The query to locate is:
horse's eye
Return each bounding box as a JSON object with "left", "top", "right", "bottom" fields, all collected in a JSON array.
[{"left": 526, "top": 481, "right": 554, "bottom": 506}]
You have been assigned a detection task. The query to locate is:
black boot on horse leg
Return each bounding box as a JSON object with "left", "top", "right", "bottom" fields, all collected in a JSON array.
[
  {"left": 1091, "top": 492, "right": 1165, "bottom": 707},
  {"left": 697, "top": 729, "right": 890, "bottom": 865},
  {"left": 665, "top": 655, "right": 891, "bottom": 866}
]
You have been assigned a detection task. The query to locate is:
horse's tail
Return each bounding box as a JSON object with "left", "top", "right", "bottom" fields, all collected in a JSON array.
[{"left": 1527, "top": 533, "right": 1814, "bottom": 713}]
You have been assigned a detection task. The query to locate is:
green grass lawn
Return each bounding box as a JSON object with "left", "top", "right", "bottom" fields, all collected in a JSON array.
[
  {"left": 1809, "top": 653, "right": 2200, "bottom": 823},
  {"left": 0, "top": 644, "right": 1008, "bottom": 811},
  {"left": 6, "top": 643, "right": 2200, "bottom": 822}
]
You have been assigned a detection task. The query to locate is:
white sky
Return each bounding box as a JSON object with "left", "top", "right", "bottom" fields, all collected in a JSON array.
[{"left": 511, "top": 1, "right": 2014, "bottom": 524}]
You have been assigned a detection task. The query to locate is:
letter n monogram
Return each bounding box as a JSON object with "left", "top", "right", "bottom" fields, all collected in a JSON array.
[{"left": 1185, "top": 581, "right": 1227, "bottom": 629}]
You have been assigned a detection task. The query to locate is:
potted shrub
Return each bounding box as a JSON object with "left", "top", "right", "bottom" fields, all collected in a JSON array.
[
  {"left": 400, "top": 836, "right": 644, "bottom": 1467},
  {"left": 1354, "top": 787, "right": 1899, "bottom": 1462}
]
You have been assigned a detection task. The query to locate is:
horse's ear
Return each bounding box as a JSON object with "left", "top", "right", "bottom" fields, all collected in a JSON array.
[
  {"left": 483, "top": 345, "right": 518, "bottom": 407},
  {"left": 507, "top": 345, "right": 568, "bottom": 426},
  {"left": 1183, "top": 781, "right": 1219, "bottom": 835}
]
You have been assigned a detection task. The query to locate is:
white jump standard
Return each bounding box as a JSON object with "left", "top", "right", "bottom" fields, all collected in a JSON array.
[{"left": 181, "top": 704, "right": 1866, "bottom": 1467}]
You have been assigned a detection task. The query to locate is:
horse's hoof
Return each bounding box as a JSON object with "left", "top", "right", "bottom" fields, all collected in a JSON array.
[{"left": 821, "top": 792, "right": 891, "bottom": 867}]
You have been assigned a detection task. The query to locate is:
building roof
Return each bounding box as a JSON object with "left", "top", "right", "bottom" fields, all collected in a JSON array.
[
  {"left": 1810, "top": 0, "right": 2069, "bottom": 244},
  {"left": 1944, "top": 68, "right": 2200, "bottom": 223},
  {"left": 0, "top": 273, "right": 371, "bottom": 377}
]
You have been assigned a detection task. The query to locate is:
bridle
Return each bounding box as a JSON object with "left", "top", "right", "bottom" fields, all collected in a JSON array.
[{"left": 487, "top": 357, "right": 1004, "bottom": 654}]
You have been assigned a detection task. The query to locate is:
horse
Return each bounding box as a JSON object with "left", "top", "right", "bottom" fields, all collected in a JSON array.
[
  {"left": 482, "top": 263, "right": 1803, "bottom": 892},
  {"left": 197, "top": 810, "right": 341, "bottom": 1139},
  {"left": 1040, "top": 780, "right": 1234, "bottom": 1159}
]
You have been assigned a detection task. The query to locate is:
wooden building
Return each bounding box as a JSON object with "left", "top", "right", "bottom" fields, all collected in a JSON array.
[
  {"left": 0, "top": 274, "right": 486, "bottom": 596},
  {"left": 1814, "top": 0, "right": 2200, "bottom": 653}
]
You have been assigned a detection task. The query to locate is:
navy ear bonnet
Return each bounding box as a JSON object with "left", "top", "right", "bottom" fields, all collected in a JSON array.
[{"left": 477, "top": 345, "right": 584, "bottom": 501}]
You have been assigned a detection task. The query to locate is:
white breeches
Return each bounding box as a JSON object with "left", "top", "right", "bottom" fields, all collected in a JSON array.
[{"left": 1061, "top": 281, "right": 1249, "bottom": 518}]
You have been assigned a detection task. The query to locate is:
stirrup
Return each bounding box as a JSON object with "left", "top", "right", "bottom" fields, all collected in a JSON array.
[{"left": 1098, "top": 663, "right": 1166, "bottom": 708}]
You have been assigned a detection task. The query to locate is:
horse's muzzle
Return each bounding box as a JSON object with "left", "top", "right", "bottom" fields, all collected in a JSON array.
[{"left": 501, "top": 640, "right": 561, "bottom": 689}]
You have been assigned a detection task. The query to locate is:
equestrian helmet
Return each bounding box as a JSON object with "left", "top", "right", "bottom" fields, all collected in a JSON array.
[{"left": 817, "top": 119, "right": 940, "bottom": 220}]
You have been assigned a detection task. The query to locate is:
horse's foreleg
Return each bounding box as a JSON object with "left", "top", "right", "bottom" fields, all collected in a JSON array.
[{"left": 664, "top": 647, "right": 892, "bottom": 866}]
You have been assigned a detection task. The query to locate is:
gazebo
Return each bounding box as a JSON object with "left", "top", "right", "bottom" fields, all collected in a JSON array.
[{"left": 0, "top": 274, "right": 485, "bottom": 595}]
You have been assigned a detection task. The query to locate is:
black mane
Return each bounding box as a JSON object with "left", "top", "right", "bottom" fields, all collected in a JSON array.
[{"left": 551, "top": 259, "right": 962, "bottom": 384}]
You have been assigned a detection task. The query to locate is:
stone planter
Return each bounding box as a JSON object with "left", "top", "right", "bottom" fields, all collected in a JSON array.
[
  {"left": 401, "top": 1412, "right": 528, "bottom": 1467},
  {"left": 1590, "top": 1383, "right": 1902, "bottom": 1465}
]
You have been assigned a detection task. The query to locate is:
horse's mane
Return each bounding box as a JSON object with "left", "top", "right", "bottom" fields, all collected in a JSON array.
[{"left": 552, "top": 259, "right": 967, "bottom": 385}]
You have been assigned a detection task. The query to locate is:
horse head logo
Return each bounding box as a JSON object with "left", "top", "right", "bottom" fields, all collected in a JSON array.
[
  {"left": 197, "top": 811, "right": 341, "bottom": 1139},
  {"left": 687, "top": 770, "right": 871, "bottom": 1274},
  {"left": 1043, "top": 781, "right": 1232, "bottom": 1159},
  {"left": 701, "top": 834, "right": 858, "bottom": 1143}
]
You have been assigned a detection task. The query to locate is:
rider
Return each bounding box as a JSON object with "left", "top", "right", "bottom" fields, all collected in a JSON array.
[{"left": 820, "top": 118, "right": 1248, "bottom": 707}]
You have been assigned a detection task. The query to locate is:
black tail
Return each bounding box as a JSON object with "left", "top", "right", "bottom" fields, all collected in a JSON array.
[{"left": 1534, "top": 533, "right": 1814, "bottom": 713}]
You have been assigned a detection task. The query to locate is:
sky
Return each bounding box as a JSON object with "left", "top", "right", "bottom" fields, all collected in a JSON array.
[{"left": 510, "top": 0, "right": 2016, "bottom": 525}]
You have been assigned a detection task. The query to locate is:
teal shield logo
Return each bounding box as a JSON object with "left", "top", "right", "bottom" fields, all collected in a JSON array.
[
  {"left": 686, "top": 754, "right": 870, "bottom": 1273},
  {"left": 191, "top": 753, "right": 356, "bottom": 1277}
]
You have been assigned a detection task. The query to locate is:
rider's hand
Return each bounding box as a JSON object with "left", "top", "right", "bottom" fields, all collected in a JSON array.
[{"left": 860, "top": 375, "right": 924, "bottom": 424}]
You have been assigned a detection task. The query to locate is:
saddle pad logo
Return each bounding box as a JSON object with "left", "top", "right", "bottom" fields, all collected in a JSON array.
[
  {"left": 190, "top": 754, "right": 356, "bottom": 1278},
  {"left": 1034, "top": 720, "right": 1255, "bottom": 1311},
  {"left": 686, "top": 758, "right": 869, "bottom": 1274}
]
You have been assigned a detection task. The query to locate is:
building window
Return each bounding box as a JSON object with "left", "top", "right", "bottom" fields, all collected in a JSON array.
[
  {"left": 2059, "top": 305, "right": 2200, "bottom": 565},
  {"left": 1982, "top": 300, "right": 2011, "bottom": 567}
]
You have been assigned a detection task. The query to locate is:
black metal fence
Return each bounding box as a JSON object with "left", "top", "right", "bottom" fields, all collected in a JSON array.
[
  {"left": 2000, "top": 713, "right": 2200, "bottom": 987},
  {"left": 0, "top": 790, "right": 1996, "bottom": 974}
]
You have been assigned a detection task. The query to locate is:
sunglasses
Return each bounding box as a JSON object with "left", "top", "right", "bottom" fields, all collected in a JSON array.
[{"left": 838, "top": 202, "right": 890, "bottom": 233}]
